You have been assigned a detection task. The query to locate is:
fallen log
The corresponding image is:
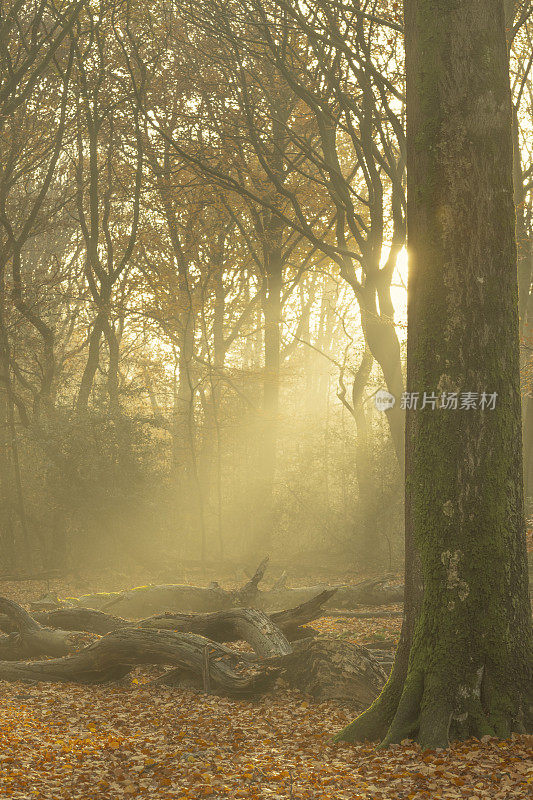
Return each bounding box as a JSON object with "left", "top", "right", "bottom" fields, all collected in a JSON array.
[
  {"left": 331, "top": 576, "right": 404, "bottom": 607},
  {"left": 96, "top": 560, "right": 272, "bottom": 616},
  {"left": 99, "top": 584, "right": 232, "bottom": 615},
  {"left": 0, "top": 598, "right": 95, "bottom": 660},
  {"left": 9, "top": 590, "right": 337, "bottom": 644},
  {"left": 267, "top": 637, "right": 387, "bottom": 706},
  {"left": 0, "top": 628, "right": 279, "bottom": 694},
  {"left": 0, "top": 597, "right": 291, "bottom": 660},
  {"left": 26, "top": 562, "right": 403, "bottom": 617},
  {"left": 154, "top": 636, "right": 387, "bottom": 707},
  {"left": 0, "top": 597, "right": 387, "bottom": 705},
  {"left": 262, "top": 577, "right": 403, "bottom": 612}
]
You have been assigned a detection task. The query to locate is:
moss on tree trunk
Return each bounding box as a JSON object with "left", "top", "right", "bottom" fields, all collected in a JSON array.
[{"left": 336, "top": 0, "right": 532, "bottom": 748}]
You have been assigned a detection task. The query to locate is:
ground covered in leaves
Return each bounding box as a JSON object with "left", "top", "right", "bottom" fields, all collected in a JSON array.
[{"left": 0, "top": 575, "right": 531, "bottom": 799}]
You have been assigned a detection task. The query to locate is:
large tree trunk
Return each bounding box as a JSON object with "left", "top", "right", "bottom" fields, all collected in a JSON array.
[
  {"left": 515, "top": 108, "right": 533, "bottom": 499},
  {"left": 336, "top": 0, "right": 532, "bottom": 748}
]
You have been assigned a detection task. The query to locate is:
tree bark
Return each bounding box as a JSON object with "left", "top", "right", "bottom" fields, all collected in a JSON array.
[
  {"left": 0, "top": 597, "right": 95, "bottom": 660},
  {"left": 336, "top": 0, "right": 532, "bottom": 747},
  {"left": 27, "top": 576, "right": 401, "bottom": 618},
  {"left": 270, "top": 637, "right": 387, "bottom": 707},
  {"left": 12, "top": 588, "right": 338, "bottom": 640},
  {"left": 0, "top": 628, "right": 278, "bottom": 693},
  {"left": 0, "top": 597, "right": 386, "bottom": 705}
]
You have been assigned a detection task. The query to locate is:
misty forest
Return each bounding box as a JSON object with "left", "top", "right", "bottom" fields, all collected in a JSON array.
[{"left": 0, "top": 0, "right": 532, "bottom": 798}]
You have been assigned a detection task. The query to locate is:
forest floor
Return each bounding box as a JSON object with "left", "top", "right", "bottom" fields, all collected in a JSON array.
[{"left": 0, "top": 575, "right": 530, "bottom": 799}]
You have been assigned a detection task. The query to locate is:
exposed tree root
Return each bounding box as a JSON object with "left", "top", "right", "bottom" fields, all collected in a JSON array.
[
  {"left": 335, "top": 647, "right": 532, "bottom": 748},
  {"left": 333, "top": 640, "right": 409, "bottom": 744}
]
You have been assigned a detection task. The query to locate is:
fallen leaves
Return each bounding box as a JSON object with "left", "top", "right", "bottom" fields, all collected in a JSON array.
[
  {"left": 311, "top": 608, "right": 403, "bottom": 648},
  {"left": 0, "top": 678, "right": 530, "bottom": 799},
  {"left": 0, "top": 578, "right": 530, "bottom": 798}
]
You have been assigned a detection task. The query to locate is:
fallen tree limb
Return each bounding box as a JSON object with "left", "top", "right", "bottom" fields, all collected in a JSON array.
[
  {"left": 266, "top": 637, "right": 388, "bottom": 706},
  {"left": 0, "top": 598, "right": 95, "bottom": 660},
  {"left": 233, "top": 557, "right": 270, "bottom": 605},
  {"left": 0, "top": 628, "right": 279, "bottom": 694},
  {"left": 8, "top": 590, "right": 337, "bottom": 644},
  {"left": 0, "top": 596, "right": 387, "bottom": 705},
  {"left": 28, "top": 607, "right": 126, "bottom": 635},
  {"left": 27, "top": 562, "right": 403, "bottom": 617},
  {"left": 140, "top": 608, "right": 292, "bottom": 658},
  {"left": 269, "top": 589, "right": 337, "bottom": 632},
  {"left": 138, "top": 589, "right": 336, "bottom": 649}
]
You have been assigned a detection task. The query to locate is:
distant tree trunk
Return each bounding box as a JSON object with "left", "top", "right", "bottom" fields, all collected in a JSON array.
[
  {"left": 360, "top": 294, "right": 405, "bottom": 472},
  {"left": 173, "top": 305, "right": 195, "bottom": 473},
  {"left": 336, "top": 0, "right": 532, "bottom": 747},
  {"left": 351, "top": 349, "right": 379, "bottom": 569},
  {"left": 198, "top": 235, "right": 227, "bottom": 560},
  {"left": 211, "top": 257, "right": 226, "bottom": 558},
  {"left": 76, "top": 312, "right": 104, "bottom": 413},
  {"left": 314, "top": 275, "right": 337, "bottom": 413},
  {"left": 0, "top": 288, "right": 31, "bottom": 569},
  {"left": 103, "top": 320, "right": 121, "bottom": 415},
  {"left": 299, "top": 282, "right": 314, "bottom": 415},
  {"left": 172, "top": 249, "right": 209, "bottom": 565},
  {"left": 251, "top": 217, "right": 284, "bottom": 558},
  {"left": 0, "top": 312, "right": 15, "bottom": 570},
  {"left": 512, "top": 101, "right": 533, "bottom": 498}
]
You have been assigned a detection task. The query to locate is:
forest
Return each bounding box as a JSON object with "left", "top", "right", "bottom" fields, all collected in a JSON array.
[{"left": 0, "top": 0, "right": 531, "bottom": 798}]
